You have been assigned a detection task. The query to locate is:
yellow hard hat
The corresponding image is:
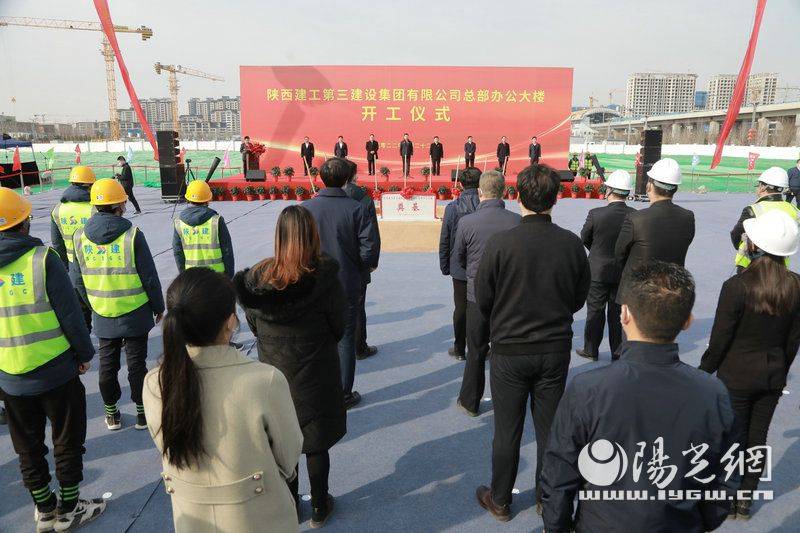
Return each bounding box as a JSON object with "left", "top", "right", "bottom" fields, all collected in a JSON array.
[
  {"left": 69, "top": 166, "right": 97, "bottom": 184},
  {"left": 90, "top": 178, "right": 128, "bottom": 206},
  {"left": 185, "top": 180, "right": 212, "bottom": 203},
  {"left": 0, "top": 187, "right": 32, "bottom": 231}
]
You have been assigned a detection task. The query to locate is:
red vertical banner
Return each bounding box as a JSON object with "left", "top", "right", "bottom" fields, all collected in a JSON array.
[
  {"left": 75, "top": 144, "right": 82, "bottom": 164},
  {"left": 747, "top": 152, "right": 760, "bottom": 170},
  {"left": 11, "top": 147, "right": 21, "bottom": 172},
  {"left": 711, "top": 0, "right": 768, "bottom": 169},
  {"left": 93, "top": 0, "right": 159, "bottom": 159}
]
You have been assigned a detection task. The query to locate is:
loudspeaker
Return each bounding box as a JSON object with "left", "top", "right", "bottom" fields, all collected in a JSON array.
[
  {"left": 159, "top": 165, "right": 185, "bottom": 201},
  {"left": 245, "top": 169, "right": 266, "bottom": 182},
  {"left": 556, "top": 169, "right": 575, "bottom": 182},
  {"left": 156, "top": 130, "right": 180, "bottom": 167},
  {"left": 641, "top": 129, "right": 663, "bottom": 146},
  {"left": 450, "top": 169, "right": 463, "bottom": 182},
  {"left": 635, "top": 163, "right": 653, "bottom": 196},
  {"left": 205, "top": 157, "right": 222, "bottom": 182},
  {"left": 640, "top": 129, "right": 663, "bottom": 166}
]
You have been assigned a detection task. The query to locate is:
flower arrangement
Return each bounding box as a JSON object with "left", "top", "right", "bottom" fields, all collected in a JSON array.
[
  {"left": 283, "top": 166, "right": 295, "bottom": 179},
  {"left": 228, "top": 186, "right": 241, "bottom": 201},
  {"left": 421, "top": 167, "right": 431, "bottom": 177},
  {"left": 295, "top": 185, "right": 307, "bottom": 200},
  {"left": 584, "top": 183, "right": 595, "bottom": 196},
  {"left": 281, "top": 184, "right": 291, "bottom": 199},
  {"left": 248, "top": 141, "right": 266, "bottom": 157},
  {"left": 256, "top": 185, "right": 267, "bottom": 200},
  {"left": 388, "top": 184, "right": 401, "bottom": 192},
  {"left": 270, "top": 166, "right": 282, "bottom": 179},
  {"left": 268, "top": 185, "right": 278, "bottom": 199},
  {"left": 244, "top": 185, "right": 257, "bottom": 200},
  {"left": 401, "top": 186, "right": 416, "bottom": 200},
  {"left": 379, "top": 166, "right": 391, "bottom": 177},
  {"left": 571, "top": 183, "right": 581, "bottom": 194}
]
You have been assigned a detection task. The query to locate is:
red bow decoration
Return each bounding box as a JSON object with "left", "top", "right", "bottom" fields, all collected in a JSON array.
[
  {"left": 401, "top": 186, "right": 416, "bottom": 200},
  {"left": 450, "top": 187, "right": 461, "bottom": 198}
]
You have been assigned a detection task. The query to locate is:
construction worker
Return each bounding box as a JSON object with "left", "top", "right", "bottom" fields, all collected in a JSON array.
[
  {"left": 731, "top": 166, "right": 799, "bottom": 271},
  {"left": 71, "top": 178, "right": 164, "bottom": 432},
  {"left": 0, "top": 187, "right": 106, "bottom": 531},
  {"left": 172, "top": 180, "right": 234, "bottom": 277},
  {"left": 568, "top": 153, "right": 580, "bottom": 177},
  {"left": 51, "top": 165, "right": 96, "bottom": 331}
]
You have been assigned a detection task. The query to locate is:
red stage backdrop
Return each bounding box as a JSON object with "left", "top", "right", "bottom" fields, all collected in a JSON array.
[{"left": 240, "top": 65, "right": 573, "bottom": 176}]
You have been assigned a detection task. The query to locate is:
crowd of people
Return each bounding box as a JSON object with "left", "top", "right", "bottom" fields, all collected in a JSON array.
[{"left": 1, "top": 153, "right": 799, "bottom": 532}]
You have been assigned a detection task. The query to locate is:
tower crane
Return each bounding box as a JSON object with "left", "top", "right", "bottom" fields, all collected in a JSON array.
[
  {"left": 154, "top": 63, "right": 224, "bottom": 133},
  {"left": 0, "top": 17, "right": 153, "bottom": 140}
]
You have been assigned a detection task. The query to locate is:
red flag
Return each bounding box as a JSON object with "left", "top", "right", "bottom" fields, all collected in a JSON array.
[
  {"left": 75, "top": 144, "right": 82, "bottom": 164},
  {"left": 93, "top": 0, "right": 158, "bottom": 159},
  {"left": 11, "top": 147, "right": 21, "bottom": 172},
  {"left": 747, "top": 152, "right": 760, "bottom": 171},
  {"left": 711, "top": 0, "right": 768, "bottom": 169}
]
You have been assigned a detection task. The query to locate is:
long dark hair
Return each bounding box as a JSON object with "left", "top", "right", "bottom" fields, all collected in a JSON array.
[
  {"left": 160, "top": 268, "right": 236, "bottom": 469},
  {"left": 742, "top": 254, "right": 800, "bottom": 315},
  {"left": 253, "top": 205, "right": 321, "bottom": 290}
]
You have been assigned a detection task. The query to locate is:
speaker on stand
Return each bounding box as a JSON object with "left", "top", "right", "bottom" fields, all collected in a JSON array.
[
  {"left": 634, "top": 129, "right": 663, "bottom": 201},
  {"left": 157, "top": 130, "right": 185, "bottom": 202}
]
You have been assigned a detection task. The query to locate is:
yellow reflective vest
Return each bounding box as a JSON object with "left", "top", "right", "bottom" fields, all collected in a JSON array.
[
  {"left": 735, "top": 200, "right": 800, "bottom": 268},
  {"left": 52, "top": 202, "right": 95, "bottom": 263},
  {"left": 174, "top": 215, "right": 224, "bottom": 273}
]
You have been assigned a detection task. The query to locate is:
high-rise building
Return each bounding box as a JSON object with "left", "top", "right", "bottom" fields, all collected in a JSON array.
[
  {"left": 115, "top": 96, "right": 240, "bottom": 139},
  {"left": 625, "top": 73, "right": 697, "bottom": 117},
  {"left": 694, "top": 91, "right": 708, "bottom": 110},
  {"left": 706, "top": 73, "right": 778, "bottom": 110}
]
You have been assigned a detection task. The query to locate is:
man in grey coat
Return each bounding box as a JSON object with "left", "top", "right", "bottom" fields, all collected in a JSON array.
[{"left": 454, "top": 170, "right": 521, "bottom": 415}]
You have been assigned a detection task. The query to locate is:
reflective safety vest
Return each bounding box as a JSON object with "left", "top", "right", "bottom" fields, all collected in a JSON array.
[
  {"left": 0, "top": 247, "right": 70, "bottom": 375},
  {"left": 735, "top": 200, "right": 800, "bottom": 268},
  {"left": 569, "top": 158, "right": 580, "bottom": 171},
  {"left": 52, "top": 202, "right": 95, "bottom": 263},
  {"left": 74, "top": 227, "right": 149, "bottom": 317},
  {"left": 174, "top": 215, "right": 224, "bottom": 273}
]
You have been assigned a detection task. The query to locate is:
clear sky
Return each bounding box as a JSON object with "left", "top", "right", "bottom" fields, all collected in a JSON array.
[{"left": 1, "top": 0, "right": 798, "bottom": 122}]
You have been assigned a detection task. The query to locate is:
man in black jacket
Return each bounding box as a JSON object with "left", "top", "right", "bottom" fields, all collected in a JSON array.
[
  {"left": 115, "top": 156, "right": 141, "bottom": 214},
  {"left": 474, "top": 164, "right": 590, "bottom": 522},
  {"left": 454, "top": 170, "right": 520, "bottom": 416},
  {"left": 786, "top": 158, "right": 800, "bottom": 205},
  {"left": 366, "top": 134, "right": 379, "bottom": 175},
  {"left": 496, "top": 136, "right": 510, "bottom": 171},
  {"left": 464, "top": 136, "right": 476, "bottom": 168},
  {"left": 334, "top": 136, "right": 348, "bottom": 158},
  {"left": 528, "top": 136, "right": 542, "bottom": 165},
  {"left": 615, "top": 158, "right": 695, "bottom": 306},
  {"left": 300, "top": 136, "right": 315, "bottom": 175},
  {"left": 303, "top": 158, "right": 380, "bottom": 409},
  {"left": 439, "top": 168, "right": 481, "bottom": 360},
  {"left": 429, "top": 136, "right": 444, "bottom": 176},
  {"left": 541, "top": 262, "right": 738, "bottom": 533},
  {"left": 400, "top": 133, "right": 413, "bottom": 177},
  {"left": 577, "top": 170, "right": 635, "bottom": 361}
]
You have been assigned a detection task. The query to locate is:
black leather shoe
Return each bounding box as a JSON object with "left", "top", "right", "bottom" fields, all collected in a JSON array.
[
  {"left": 310, "top": 494, "right": 334, "bottom": 528},
  {"left": 727, "top": 499, "right": 737, "bottom": 520},
  {"left": 575, "top": 348, "right": 598, "bottom": 361},
  {"left": 0, "top": 406, "right": 6, "bottom": 425},
  {"left": 344, "top": 391, "right": 362, "bottom": 410},
  {"left": 736, "top": 499, "right": 751, "bottom": 520},
  {"left": 448, "top": 346, "right": 466, "bottom": 361},
  {"left": 356, "top": 345, "right": 378, "bottom": 360},
  {"left": 476, "top": 485, "right": 510, "bottom": 522},
  {"left": 457, "top": 400, "right": 479, "bottom": 417}
]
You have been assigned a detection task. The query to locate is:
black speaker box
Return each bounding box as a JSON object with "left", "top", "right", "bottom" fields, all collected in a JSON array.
[
  {"left": 156, "top": 130, "right": 179, "bottom": 168},
  {"left": 245, "top": 169, "right": 267, "bottom": 182},
  {"left": 450, "top": 169, "right": 463, "bottom": 182},
  {"left": 556, "top": 169, "right": 575, "bottom": 182},
  {"left": 159, "top": 165, "right": 185, "bottom": 201},
  {"left": 641, "top": 129, "right": 663, "bottom": 146},
  {"left": 635, "top": 163, "right": 653, "bottom": 196}
]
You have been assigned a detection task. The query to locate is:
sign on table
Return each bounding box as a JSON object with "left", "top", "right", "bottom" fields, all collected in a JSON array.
[{"left": 380, "top": 193, "right": 436, "bottom": 221}]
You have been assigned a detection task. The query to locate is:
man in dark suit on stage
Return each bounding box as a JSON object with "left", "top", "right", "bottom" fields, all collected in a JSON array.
[
  {"left": 496, "top": 136, "right": 510, "bottom": 171},
  {"left": 334, "top": 136, "right": 348, "bottom": 158},
  {"left": 300, "top": 136, "right": 315, "bottom": 175},
  {"left": 430, "top": 136, "right": 444, "bottom": 176},
  {"left": 400, "top": 133, "right": 413, "bottom": 178},
  {"left": 464, "top": 136, "right": 476, "bottom": 168},
  {"left": 240, "top": 135, "right": 253, "bottom": 173},
  {"left": 366, "top": 134, "right": 379, "bottom": 176},
  {"left": 528, "top": 136, "right": 542, "bottom": 165},
  {"left": 576, "top": 170, "right": 635, "bottom": 361}
]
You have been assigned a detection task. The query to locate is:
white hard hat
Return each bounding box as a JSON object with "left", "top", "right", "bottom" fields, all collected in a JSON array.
[
  {"left": 604, "top": 169, "right": 632, "bottom": 192},
  {"left": 743, "top": 209, "right": 799, "bottom": 257},
  {"left": 757, "top": 167, "right": 789, "bottom": 189},
  {"left": 647, "top": 158, "right": 682, "bottom": 188}
]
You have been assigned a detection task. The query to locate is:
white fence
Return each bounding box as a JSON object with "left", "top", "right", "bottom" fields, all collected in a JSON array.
[{"left": 569, "top": 142, "right": 800, "bottom": 160}]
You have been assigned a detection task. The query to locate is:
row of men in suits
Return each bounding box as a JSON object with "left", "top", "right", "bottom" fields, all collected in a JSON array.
[{"left": 298, "top": 135, "right": 543, "bottom": 177}]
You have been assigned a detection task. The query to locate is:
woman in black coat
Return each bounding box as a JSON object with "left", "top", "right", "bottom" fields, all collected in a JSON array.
[
  {"left": 701, "top": 210, "right": 800, "bottom": 519},
  {"left": 234, "top": 205, "right": 346, "bottom": 528}
]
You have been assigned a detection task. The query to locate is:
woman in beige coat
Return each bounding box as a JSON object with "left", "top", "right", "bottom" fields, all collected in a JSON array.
[{"left": 142, "top": 268, "right": 303, "bottom": 533}]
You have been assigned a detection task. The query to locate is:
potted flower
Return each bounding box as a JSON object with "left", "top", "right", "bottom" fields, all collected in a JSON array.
[
  {"left": 436, "top": 185, "right": 448, "bottom": 200},
  {"left": 571, "top": 182, "right": 583, "bottom": 198},
  {"left": 268, "top": 185, "right": 278, "bottom": 200},
  {"left": 229, "top": 185, "right": 241, "bottom": 202},
  {"left": 256, "top": 185, "right": 267, "bottom": 200},
  {"left": 506, "top": 185, "right": 518, "bottom": 200},
  {"left": 244, "top": 185, "right": 257, "bottom": 201},
  {"left": 558, "top": 183, "right": 567, "bottom": 199},
  {"left": 209, "top": 186, "right": 220, "bottom": 201},
  {"left": 421, "top": 184, "right": 431, "bottom": 193},
  {"left": 388, "top": 185, "right": 401, "bottom": 192},
  {"left": 421, "top": 167, "right": 431, "bottom": 178},
  {"left": 281, "top": 184, "right": 291, "bottom": 200},
  {"left": 283, "top": 167, "right": 295, "bottom": 182},
  {"left": 379, "top": 166, "right": 391, "bottom": 180},
  {"left": 309, "top": 166, "right": 319, "bottom": 178},
  {"left": 584, "top": 183, "right": 595, "bottom": 199},
  {"left": 295, "top": 185, "right": 307, "bottom": 201},
  {"left": 270, "top": 166, "right": 282, "bottom": 180},
  {"left": 579, "top": 166, "right": 591, "bottom": 180}
]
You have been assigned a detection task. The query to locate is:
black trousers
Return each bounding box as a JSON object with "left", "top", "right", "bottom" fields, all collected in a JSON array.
[
  {"left": 289, "top": 450, "right": 331, "bottom": 508},
  {"left": 98, "top": 335, "right": 148, "bottom": 406},
  {"left": 120, "top": 181, "right": 141, "bottom": 212},
  {"left": 303, "top": 157, "right": 313, "bottom": 175},
  {"left": 530, "top": 158, "right": 540, "bottom": 166},
  {"left": 452, "top": 279, "right": 467, "bottom": 356},
  {"left": 785, "top": 192, "right": 800, "bottom": 206},
  {"left": 402, "top": 156, "right": 411, "bottom": 177},
  {"left": 727, "top": 389, "right": 780, "bottom": 492},
  {"left": 367, "top": 157, "right": 376, "bottom": 175},
  {"left": 4, "top": 377, "right": 87, "bottom": 493},
  {"left": 458, "top": 301, "right": 490, "bottom": 412},
  {"left": 431, "top": 158, "right": 441, "bottom": 176},
  {"left": 490, "top": 351, "right": 569, "bottom": 506},
  {"left": 338, "top": 298, "right": 358, "bottom": 395},
  {"left": 465, "top": 154, "right": 475, "bottom": 168},
  {"left": 354, "top": 278, "right": 369, "bottom": 354},
  {"left": 583, "top": 281, "right": 622, "bottom": 358}
]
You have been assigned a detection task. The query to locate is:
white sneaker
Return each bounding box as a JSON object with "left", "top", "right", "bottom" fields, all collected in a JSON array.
[
  {"left": 54, "top": 498, "right": 106, "bottom": 531},
  {"left": 34, "top": 505, "right": 57, "bottom": 532}
]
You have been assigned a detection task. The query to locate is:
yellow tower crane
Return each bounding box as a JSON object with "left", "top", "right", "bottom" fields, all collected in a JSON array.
[
  {"left": 154, "top": 63, "right": 224, "bottom": 133},
  {"left": 0, "top": 16, "right": 153, "bottom": 141}
]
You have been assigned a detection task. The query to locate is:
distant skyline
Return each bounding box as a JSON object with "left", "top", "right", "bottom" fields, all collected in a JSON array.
[{"left": 1, "top": 0, "right": 799, "bottom": 122}]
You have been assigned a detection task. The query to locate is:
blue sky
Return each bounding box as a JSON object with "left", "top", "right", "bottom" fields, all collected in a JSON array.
[{"left": 0, "top": 0, "right": 798, "bottom": 121}]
